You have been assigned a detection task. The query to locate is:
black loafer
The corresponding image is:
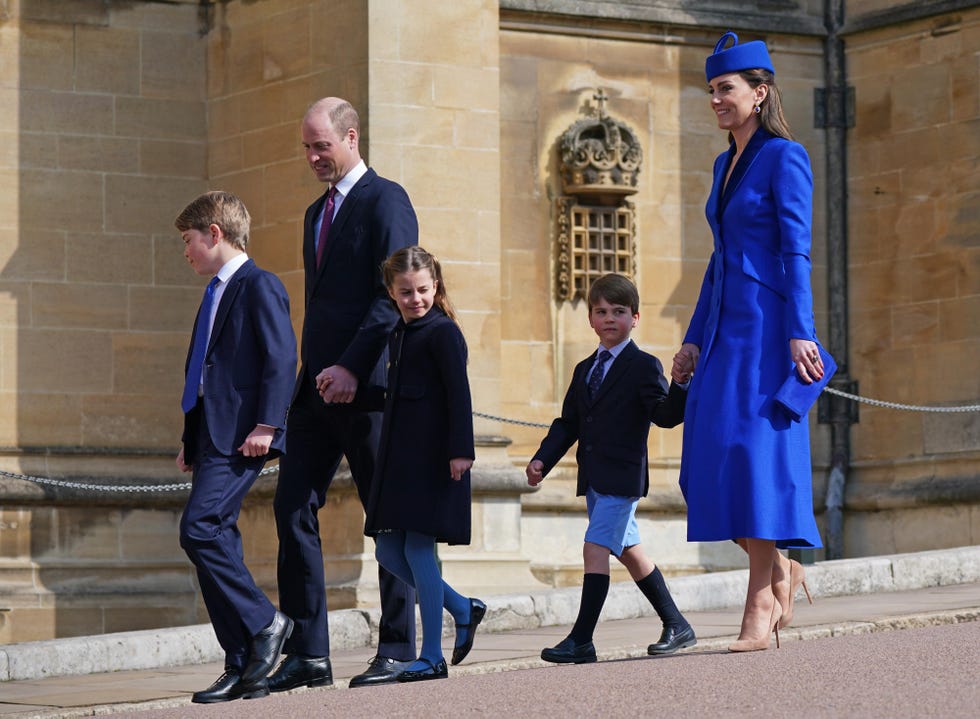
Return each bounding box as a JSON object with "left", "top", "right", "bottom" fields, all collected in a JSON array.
[
  {"left": 192, "top": 669, "right": 269, "bottom": 704},
  {"left": 349, "top": 655, "right": 412, "bottom": 687},
  {"left": 268, "top": 654, "right": 333, "bottom": 693},
  {"left": 241, "top": 611, "right": 294, "bottom": 685},
  {"left": 396, "top": 658, "right": 448, "bottom": 682},
  {"left": 540, "top": 636, "right": 597, "bottom": 664},
  {"left": 647, "top": 623, "right": 697, "bottom": 655},
  {"left": 451, "top": 597, "right": 487, "bottom": 665}
]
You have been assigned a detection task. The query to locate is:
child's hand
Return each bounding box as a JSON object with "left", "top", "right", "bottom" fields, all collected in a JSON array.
[
  {"left": 449, "top": 457, "right": 473, "bottom": 481},
  {"left": 672, "top": 343, "right": 699, "bottom": 383},
  {"left": 238, "top": 425, "right": 275, "bottom": 457},
  {"left": 526, "top": 459, "right": 544, "bottom": 486},
  {"left": 176, "top": 447, "right": 192, "bottom": 473}
]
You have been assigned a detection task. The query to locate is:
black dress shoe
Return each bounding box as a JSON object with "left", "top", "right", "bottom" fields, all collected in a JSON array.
[
  {"left": 268, "top": 654, "right": 333, "bottom": 693},
  {"left": 349, "top": 655, "right": 412, "bottom": 687},
  {"left": 647, "top": 623, "right": 697, "bottom": 655},
  {"left": 396, "top": 658, "right": 448, "bottom": 682},
  {"left": 451, "top": 597, "right": 487, "bottom": 665},
  {"left": 191, "top": 669, "right": 269, "bottom": 704},
  {"left": 241, "top": 611, "right": 294, "bottom": 685},
  {"left": 540, "top": 636, "right": 597, "bottom": 664}
]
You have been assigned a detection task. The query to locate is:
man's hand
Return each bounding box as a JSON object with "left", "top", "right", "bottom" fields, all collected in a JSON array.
[
  {"left": 238, "top": 425, "right": 275, "bottom": 457},
  {"left": 449, "top": 457, "right": 473, "bottom": 481},
  {"left": 316, "top": 365, "right": 358, "bottom": 404},
  {"left": 526, "top": 459, "right": 545, "bottom": 487}
]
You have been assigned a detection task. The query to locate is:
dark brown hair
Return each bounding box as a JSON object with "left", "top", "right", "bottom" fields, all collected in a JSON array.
[{"left": 587, "top": 273, "right": 639, "bottom": 314}]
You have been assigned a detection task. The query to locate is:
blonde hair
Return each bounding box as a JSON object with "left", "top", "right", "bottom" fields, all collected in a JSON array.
[
  {"left": 174, "top": 191, "right": 250, "bottom": 250},
  {"left": 382, "top": 246, "right": 458, "bottom": 323}
]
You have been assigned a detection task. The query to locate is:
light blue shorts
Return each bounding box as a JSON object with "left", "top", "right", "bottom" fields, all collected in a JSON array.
[{"left": 584, "top": 487, "right": 642, "bottom": 557}]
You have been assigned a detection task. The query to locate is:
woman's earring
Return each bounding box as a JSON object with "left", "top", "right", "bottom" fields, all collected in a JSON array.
[{"left": 754, "top": 103, "right": 761, "bottom": 114}]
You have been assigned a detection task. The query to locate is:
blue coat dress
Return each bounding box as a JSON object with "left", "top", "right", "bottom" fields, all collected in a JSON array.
[{"left": 679, "top": 129, "right": 822, "bottom": 549}]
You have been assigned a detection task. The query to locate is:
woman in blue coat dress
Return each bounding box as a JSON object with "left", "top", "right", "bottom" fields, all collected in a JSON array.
[{"left": 673, "top": 32, "right": 825, "bottom": 652}]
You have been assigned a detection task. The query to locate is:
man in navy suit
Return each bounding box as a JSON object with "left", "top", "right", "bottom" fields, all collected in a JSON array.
[
  {"left": 269, "top": 97, "right": 419, "bottom": 691},
  {"left": 175, "top": 191, "right": 297, "bottom": 703}
]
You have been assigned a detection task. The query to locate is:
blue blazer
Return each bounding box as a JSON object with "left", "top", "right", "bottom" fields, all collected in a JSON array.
[
  {"left": 297, "top": 168, "right": 418, "bottom": 405},
  {"left": 532, "top": 341, "right": 687, "bottom": 498},
  {"left": 182, "top": 259, "right": 296, "bottom": 458},
  {"left": 684, "top": 129, "right": 816, "bottom": 357}
]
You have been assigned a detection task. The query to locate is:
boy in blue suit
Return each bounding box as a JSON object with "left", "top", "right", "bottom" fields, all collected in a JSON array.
[
  {"left": 175, "top": 191, "right": 297, "bottom": 703},
  {"left": 526, "top": 274, "right": 695, "bottom": 663}
]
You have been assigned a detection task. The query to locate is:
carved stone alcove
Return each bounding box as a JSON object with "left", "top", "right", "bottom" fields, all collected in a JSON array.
[{"left": 555, "top": 89, "right": 641, "bottom": 302}]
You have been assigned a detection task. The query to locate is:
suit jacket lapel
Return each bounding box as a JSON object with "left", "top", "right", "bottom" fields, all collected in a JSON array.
[
  {"left": 207, "top": 260, "right": 252, "bottom": 356},
  {"left": 315, "top": 168, "right": 376, "bottom": 281},
  {"left": 591, "top": 341, "right": 635, "bottom": 404},
  {"left": 718, "top": 128, "right": 771, "bottom": 218}
]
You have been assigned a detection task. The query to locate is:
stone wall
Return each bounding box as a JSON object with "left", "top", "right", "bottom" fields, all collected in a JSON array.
[
  {"left": 0, "top": 0, "right": 977, "bottom": 641},
  {"left": 841, "top": 8, "right": 980, "bottom": 553}
]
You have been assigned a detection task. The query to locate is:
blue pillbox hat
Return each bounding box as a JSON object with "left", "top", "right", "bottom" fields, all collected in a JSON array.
[{"left": 705, "top": 31, "right": 775, "bottom": 82}]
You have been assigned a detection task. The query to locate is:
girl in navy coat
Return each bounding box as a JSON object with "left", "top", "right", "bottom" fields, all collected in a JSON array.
[
  {"left": 673, "top": 32, "right": 825, "bottom": 652},
  {"left": 363, "top": 246, "right": 485, "bottom": 681}
]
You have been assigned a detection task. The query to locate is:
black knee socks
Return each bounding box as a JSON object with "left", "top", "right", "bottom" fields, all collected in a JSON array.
[
  {"left": 636, "top": 567, "right": 686, "bottom": 627},
  {"left": 569, "top": 573, "right": 610, "bottom": 644}
]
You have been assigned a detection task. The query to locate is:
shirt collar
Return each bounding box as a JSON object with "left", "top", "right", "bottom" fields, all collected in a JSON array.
[
  {"left": 334, "top": 160, "right": 367, "bottom": 198},
  {"left": 595, "top": 338, "right": 631, "bottom": 360},
  {"left": 215, "top": 252, "right": 249, "bottom": 284}
]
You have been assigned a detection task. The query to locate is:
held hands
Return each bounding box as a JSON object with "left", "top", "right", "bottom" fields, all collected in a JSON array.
[
  {"left": 672, "top": 343, "right": 700, "bottom": 383},
  {"left": 525, "top": 459, "right": 545, "bottom": 487},
  {"left": 237, "top": 425, "right": 275, "bottom": 457},
  {"left": 449, "top": 457, "right": 473, "bottom": 481},
  {"left": 317, "top": 364, "right": 358, "bottom": 404},
  {"left": 790, "top": 338, "right": 824, "bottom": 384}
]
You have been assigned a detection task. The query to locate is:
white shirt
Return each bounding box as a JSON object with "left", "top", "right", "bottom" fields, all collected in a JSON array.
[
  {"left": 201, "top": 252, "right": 250, "bottom": 391},
  {"left": 314, "top": 160, "right": 368, "bottom": 252}
]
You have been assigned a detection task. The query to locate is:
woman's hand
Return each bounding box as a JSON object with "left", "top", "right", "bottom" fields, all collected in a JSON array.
[{"left": 790, "top": 338, "right": 824, "bottom": 384}]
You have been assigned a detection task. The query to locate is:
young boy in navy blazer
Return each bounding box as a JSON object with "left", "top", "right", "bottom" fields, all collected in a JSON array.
[
  {"left": 175, "top": 191, "right": 297, "bottom": 703},
  {"left": 526, "top": 273, "right": 696, "bottom": 663}
]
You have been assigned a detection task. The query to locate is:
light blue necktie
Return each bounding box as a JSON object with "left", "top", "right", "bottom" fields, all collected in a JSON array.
[
  {"left": 181, "top": 277, "right": 220, "bottom": 413},
  {"left": 587, "top": 350, "right": 612, "bottom": 398}
]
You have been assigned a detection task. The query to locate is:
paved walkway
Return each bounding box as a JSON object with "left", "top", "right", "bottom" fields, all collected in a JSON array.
[{"left": 2, "top": 547, "right": 980, "bottom": 718}]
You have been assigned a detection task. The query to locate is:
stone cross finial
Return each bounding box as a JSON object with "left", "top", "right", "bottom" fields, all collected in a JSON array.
[{"left": 593, "top": 88, "right": 608, "bottom": 118}]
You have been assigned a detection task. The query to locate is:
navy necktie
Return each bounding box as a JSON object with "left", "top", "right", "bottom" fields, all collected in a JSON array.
[
  {"left": 181, "top": 277, "right": 220, "bottom": 413},
  {"left": 587, "top": 350, "right": 613, "bottom": 398},
  {"left": 315, "top": 186, "right": 337, "bottom": 268}
]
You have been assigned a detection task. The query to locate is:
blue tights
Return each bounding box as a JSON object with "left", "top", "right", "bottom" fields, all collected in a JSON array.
[{"left": 375, "top": 530, "right": 470, "bottom": 670}]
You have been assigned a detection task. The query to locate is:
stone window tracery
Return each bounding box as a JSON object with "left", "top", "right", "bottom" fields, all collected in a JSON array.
[{"left": 555, "top": 90, "right": 641, "bottom": 302}]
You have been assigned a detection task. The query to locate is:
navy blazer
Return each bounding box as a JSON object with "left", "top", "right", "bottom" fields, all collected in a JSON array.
[
  {"left": 182, "top": 259, "right": 296, "bottom": 458},
  {"left": 532, "top": 341, "right": 687, "bottom": 498},
  {"left": 297, "top": 168, "right": 418, "bottom": 404}
]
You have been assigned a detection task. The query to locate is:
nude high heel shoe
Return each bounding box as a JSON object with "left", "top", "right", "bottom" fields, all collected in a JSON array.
[
  {"left": 728, "top": 600, "right": 782, "bottom": 653},
  {"left": 776, "top": 559, "right": 814, "bottom": 630}
]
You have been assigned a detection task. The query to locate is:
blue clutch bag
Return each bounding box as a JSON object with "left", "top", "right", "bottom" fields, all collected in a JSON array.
[{"left": 772, "top": 345, "right": 838, "bottom": 422}]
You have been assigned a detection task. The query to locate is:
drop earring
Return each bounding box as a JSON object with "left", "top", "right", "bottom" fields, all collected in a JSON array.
[{"left": 754, "top": 103, "right": 761, "bottom": 114}]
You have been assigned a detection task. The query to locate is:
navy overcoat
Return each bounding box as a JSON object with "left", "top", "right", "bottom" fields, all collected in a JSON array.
[{"left": 365, "top": 308, "right": 475, "bottom": 544}]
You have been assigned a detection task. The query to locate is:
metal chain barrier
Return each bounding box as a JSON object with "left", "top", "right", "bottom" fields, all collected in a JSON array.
[
  {"left": 822, "top": 386, "right": 980, "bottom": 413},
  {"left": 2, "top": 390, "right": 976, "bottom": 494}
]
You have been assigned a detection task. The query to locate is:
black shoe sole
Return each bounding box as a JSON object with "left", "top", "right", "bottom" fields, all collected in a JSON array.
[
  {"left": 647, "top": 637, "right": 698, "bottom": 655},
  {"left": 269, "top": 676, "right": 333, "bottom": 693},
  {"left": 540, "top": 651, "right": 597, "bottom": 664}
]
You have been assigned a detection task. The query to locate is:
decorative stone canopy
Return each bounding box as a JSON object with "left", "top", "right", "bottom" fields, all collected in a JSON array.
[{"left": 559, "top": 89, "right": 641, "bottom": 206}]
